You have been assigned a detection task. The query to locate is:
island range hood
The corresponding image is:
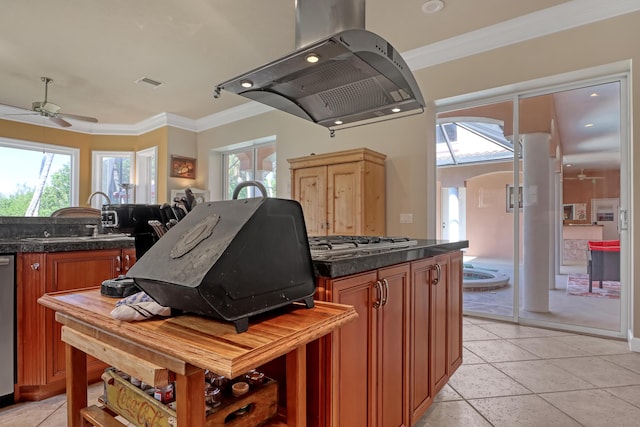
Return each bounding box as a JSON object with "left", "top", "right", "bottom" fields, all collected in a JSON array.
[{"left": 214, "top": 0, "right": 425, "bottom": 133}]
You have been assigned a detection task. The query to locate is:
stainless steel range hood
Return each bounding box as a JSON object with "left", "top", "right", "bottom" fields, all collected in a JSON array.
[{"left": 214, "top": 0, "right": 425, "bottom": 133}]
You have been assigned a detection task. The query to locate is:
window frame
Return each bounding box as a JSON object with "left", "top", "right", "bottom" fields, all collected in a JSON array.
[{"left": 0, "top": 136, "right": 80, "bottom": 208}]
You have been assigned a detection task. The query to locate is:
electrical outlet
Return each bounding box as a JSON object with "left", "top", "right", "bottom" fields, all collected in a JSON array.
[{"left": 400, "top": 213, "right": 413, "bottom": 224}]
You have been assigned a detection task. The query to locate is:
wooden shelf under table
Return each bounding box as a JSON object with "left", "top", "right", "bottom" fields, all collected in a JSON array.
[{"left": 38, "top": 288, "right": 357, "bottom": 427}]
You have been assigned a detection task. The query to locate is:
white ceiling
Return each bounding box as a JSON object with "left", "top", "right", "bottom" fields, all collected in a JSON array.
[{"left": 0, "top": 0, "right": 634, "bottom": 171}]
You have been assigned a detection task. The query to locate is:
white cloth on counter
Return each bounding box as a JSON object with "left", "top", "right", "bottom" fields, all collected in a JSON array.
[{"left": 110, "top": 291, "right": 171, "bottom": 321}]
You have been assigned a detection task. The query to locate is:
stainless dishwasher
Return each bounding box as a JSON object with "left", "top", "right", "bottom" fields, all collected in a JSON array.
[{"left": 0, "top": 255, "right": 15, "bottom": 407}]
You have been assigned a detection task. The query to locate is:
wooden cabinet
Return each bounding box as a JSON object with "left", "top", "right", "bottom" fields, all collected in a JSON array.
[
  {"left": 288, "top": 148, "right": 386, "bottom": 236},
  {"left": 311, "top": 251, "right": 463, "bottom": 427},
  {"left": 16, "top": 248, "right": 135, "bottom": 401},
  {"left": 325, "top": 263, "right": 410, "bottom": 427},
  {"left": 409, "top": 252, "right": 463, "bottom": 425}
]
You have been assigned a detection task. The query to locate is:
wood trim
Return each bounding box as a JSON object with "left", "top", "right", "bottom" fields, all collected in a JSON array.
[{"left": 287, "top": 148, "right": 386, "bottom": 169}]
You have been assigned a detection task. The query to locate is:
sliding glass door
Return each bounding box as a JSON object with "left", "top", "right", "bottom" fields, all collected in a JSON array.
[{"left": 435, "top": 74, "right": 628, "bottom": 337}]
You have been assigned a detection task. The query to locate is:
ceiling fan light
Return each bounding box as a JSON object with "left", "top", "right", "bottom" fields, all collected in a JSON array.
[{"left": 305, "top": 53, "right": 320, "bottom": 63}]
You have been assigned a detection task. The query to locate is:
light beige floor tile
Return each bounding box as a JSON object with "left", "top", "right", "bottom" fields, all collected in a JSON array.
[
  {"left": 462, "top": 347, "right": 486, "bottom": 365},
  {"left": 493, "top": 360, "right": 595, "bottom": 393},
  {"left": 478, "top": 322, "right": 570, "bottom": 339},
  {"left": 469, "top": 394, "right": 582, "bottom": 427},
  {"left": 433, "top": 384, "right": 463, "bottom": 402},
  {"left": 464, "top": 340, "right": 539, "bottom": 363},
  {"left": 463, "top": 325, "right": 501, "bottom": 341},
  {"left": 602, "top": 352, "right": 640, "bottom": 374},
  {"left": 507, "top": 337, "right": 590, "bottom": 358},
  {"left": 557, "top": 334, "right": 631, "bottom": 355},
  {"left": 539, "top": 389, "right": 640, "bottom": 426},
  {"left": 0, "top": 393, "right": 66, "bottom": 427},
  {"left": 549, "top": 356, "right": 640, "bottom": 387},
  {"left": 415, "top": 400, "right": 492, "bottom": 427},
  {"left": 447, "top": 364, "right": 531, "bottom": 399},
  {"left": 604, "top": 385, "right": 640, "bottom": 408}
]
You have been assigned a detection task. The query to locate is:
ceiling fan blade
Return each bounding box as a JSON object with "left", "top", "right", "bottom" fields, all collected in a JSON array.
[
  {"left": 57, "top": 112, "right": 98, "bottom": 123},
  {"left": 48, "top": 116, "right": 72, "bottom": 127}
]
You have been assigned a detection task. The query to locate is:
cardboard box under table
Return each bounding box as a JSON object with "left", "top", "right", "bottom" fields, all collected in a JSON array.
[{"left": 37, "top": 288, "right": 357, "bottom": 427}]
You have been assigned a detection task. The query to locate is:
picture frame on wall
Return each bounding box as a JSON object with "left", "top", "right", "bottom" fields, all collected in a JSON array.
[{"left": 170, "top": 155, "right": 196, "bottom": 179}]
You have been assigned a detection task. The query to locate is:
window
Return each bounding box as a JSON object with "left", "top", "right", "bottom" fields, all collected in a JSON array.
[
  {"left": 91, "top": 151, "right": 134, "bottom": 207},
  {"left": 222, "top": 142, "right": 276, "bottom": 200},
  {"left": 135, "top": 147, "right": 157, "bottom": 204},
  {"left": 0, "top": 137, "right": 79, "bottom": 216}
]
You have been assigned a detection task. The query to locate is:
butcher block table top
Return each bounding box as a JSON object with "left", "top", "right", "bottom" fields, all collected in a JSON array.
[{"left": 38, "top": 287, "right": 357, "bottom": 427}]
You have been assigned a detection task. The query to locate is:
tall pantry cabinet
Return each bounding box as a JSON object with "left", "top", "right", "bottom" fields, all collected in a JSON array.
[{"left": 288, "top": 148, "right": 386, "bottom": 237}]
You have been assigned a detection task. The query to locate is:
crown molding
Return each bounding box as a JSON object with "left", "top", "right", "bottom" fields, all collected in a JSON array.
[
  {"left": 402, "top": 0, "right": 640, "bottom": 70},
  {"left": 2, "top": 0, "right": 638, "bottom": 136}
]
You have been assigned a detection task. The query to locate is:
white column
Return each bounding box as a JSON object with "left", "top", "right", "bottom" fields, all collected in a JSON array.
[{"left": 522, "top": 133, "right": 551, "bottom": 312}]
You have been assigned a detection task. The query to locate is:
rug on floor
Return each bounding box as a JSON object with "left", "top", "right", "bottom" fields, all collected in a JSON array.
[{"left": 566, "top": 273, "right": 620, "bottom": 299}]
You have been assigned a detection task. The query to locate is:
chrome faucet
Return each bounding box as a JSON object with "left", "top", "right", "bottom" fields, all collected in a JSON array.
[{"left": 87, "top": 191, "right": 111, "bottom": 206}]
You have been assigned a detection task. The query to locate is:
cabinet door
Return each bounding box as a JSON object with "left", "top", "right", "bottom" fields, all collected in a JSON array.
[
  {"left": 430, "top": 255, "right": 450, "bottom": 394},
  {"left": 409, "top": 257, "right": 436, "bottom": 423},
  {"left": 121, "top": 247, "right": 137, "bottom": 273},
  {"left": 292, "top": 166, "right": 327, "bottom": 236},
  {"left": 448, "top": 251, "right": 463, "bottom": 372},
  {"left": 329, "top": 271, "right": 378, "bottom": 427},
  {"left": 327, "top": 162, "right": 362, "bottom": 236},
  {"left": 377, "top": 264, "right": 410, "bottom": 427},
  {"left": 46, "top": 250, "right": 121, "bottom": 383}
]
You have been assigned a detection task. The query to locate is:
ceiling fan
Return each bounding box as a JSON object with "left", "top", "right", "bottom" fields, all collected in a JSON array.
[
  {"left": 6, "top": 76, "right": 98, "bottom": 128},
  {"left": 565, "top": 169, "right": 605, "bottom": 181}
]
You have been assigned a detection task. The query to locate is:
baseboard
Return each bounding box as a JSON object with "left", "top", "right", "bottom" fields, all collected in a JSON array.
[{"left": 628, "top": 329, "right": 640, "bottom": 352}]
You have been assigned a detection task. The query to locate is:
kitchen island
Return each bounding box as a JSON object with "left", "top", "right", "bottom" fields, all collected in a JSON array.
[{"left": 308, "top": 239, "right": 468, "bottom": 427}]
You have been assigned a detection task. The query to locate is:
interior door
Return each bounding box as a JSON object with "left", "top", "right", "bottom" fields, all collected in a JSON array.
[{"left": 592, "top": 198, "right": 620, "bottom": 240}]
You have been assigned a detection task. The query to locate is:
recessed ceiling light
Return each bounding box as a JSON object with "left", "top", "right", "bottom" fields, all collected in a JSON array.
[
  {"left": 334, "top": 120, "right": 343, "bottom": 125},
  {"left": 391, "top": 107, "right": 401, "bottom": 113},
  {"left": 566, "top": 163, "right": 573, "bottom": 167},
  {"left": 590, "top": 93, "right": 599, "bottom": 97},
  {"left": 240, "top": 80, "right": 254, "bottom": 88},
  {"left": 422, "top": 0, "right": 444, "bottom": 14},
  {"left": 584, "top": 123, "right": 595, "bottom": 127},
  {"left": 306, "top": 53, "right": 319, "bottom": 63}
]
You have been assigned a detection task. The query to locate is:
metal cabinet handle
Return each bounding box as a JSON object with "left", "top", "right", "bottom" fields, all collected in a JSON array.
[
  {"left": 115, "top": 255, "right": 121, "bottom": 273},
  {"left": 381, "top": 278, "right": 389, "bottom": 306},
  {"left": 373, "top": 280, "right": 383, "bottom": 309},
  {"left": 433, "top": 264, "right": 441, "bottom": 285},
  {"left": 31, "top": 262, "right": 40, "bottom": 270},
  {"left": 123, "top": 254, "right": 131, "bottom": 271}
]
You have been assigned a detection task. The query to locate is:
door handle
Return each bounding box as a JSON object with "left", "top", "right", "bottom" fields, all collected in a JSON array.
[
  {"left": 432, "top": 264, "right": 441, "bottom": 285},
  {"left": 381, "top": 278, "right": 389, "bottom": 306},
  {"left": 373, "top": 280, "right": 383, "bottom": 309},
  {"left": 123, "top": 254, "right": 131, "bottom": 271},
  {"left": 115, "top": 255, "right": 121, "bottom": 273},
  {"left": 620, "top": 208, "right": 628, "bottom": 231}
]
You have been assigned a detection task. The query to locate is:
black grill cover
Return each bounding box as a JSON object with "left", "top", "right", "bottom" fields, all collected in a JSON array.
[{"left": 126, "top": 196, "right": 316, "bottom": 332}]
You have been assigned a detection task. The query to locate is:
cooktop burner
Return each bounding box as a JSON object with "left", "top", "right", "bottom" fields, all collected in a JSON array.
[{"left": 309, "top": 235, "right": 418, "bottom": 258}]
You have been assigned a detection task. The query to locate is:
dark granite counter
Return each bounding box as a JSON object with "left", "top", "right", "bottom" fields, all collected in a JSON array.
[
  {"left": 0, "top": 235, "right": 134, "bottom": 254},
  {"left": 0, "top": 216, "right": 134, "bottom": 254},
  {"left": 312, "top": 239, "right": 469, "bottom": 278}
]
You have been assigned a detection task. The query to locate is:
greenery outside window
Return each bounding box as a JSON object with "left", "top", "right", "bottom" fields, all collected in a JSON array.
[{"left": 0, "top": 137, "right": 79, "bottom": 216}]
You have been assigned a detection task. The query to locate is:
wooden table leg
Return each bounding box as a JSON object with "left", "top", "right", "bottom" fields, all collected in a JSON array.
[
  {"left": 175, "top": 365, "right": 205, "bottom": 427},
  {"left": 65, "top": 343, "right": 87, "bottom": 427},
  {"left": 286, "top": 345, "right": 307, "bottom": 427}
]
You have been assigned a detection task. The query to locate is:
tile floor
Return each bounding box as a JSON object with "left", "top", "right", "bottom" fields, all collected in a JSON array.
[{"left": 2, "top": 316, "right": 640, "bottom": 426}]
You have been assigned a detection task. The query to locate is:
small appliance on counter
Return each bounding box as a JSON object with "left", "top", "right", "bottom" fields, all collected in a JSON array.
[
  {"left": 126, "top": 181, "right": 316, "bottom": 333},
  {"left": 100, "top": 275, "right": 139, "bottom": 298},
  {"left": 101, "top": 203, "right": 167, "bottom": 258}
]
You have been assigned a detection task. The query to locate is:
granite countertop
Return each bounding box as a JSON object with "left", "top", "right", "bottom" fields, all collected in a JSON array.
[
  {"left": 0, "top": 234, "right": 135, "bottom": 254},
  {"left": 312, "top": 239, "right": 469, "bottom": 278}
]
